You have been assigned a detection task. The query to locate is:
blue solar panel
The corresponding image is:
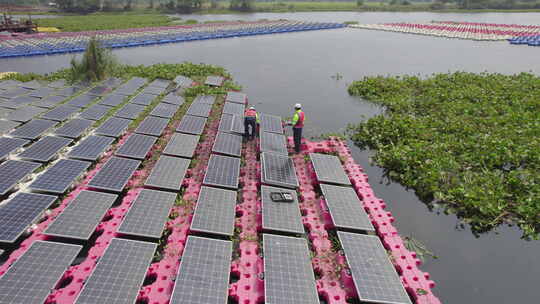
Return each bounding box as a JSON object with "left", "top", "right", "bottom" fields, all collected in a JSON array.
[
  {"left": 0, "top": 160, "right": 41, "bottom": 195},
  {"left": 18, "top": 136, "right": 72, "bottom": 163},
  {"left": 29, "top": 159, "right": 91, "bottom": 194},
  {"left": 9, "top": 119, "right": 57, "bottom": 140},
  {"left": 0, "top": 137, "right": 29, "bottom": 160},
  {"left": 88, "top": 156, "right": 140, "bottom": 192},
  {"left": 68, "top": 135, "right": 114, "bottom": 161}
]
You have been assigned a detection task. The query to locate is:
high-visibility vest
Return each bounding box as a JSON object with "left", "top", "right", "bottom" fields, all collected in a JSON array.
[
  {"left": 293, "top": 110, "right": 305, "bottom": 128},
  {"left": 245, "top": 109, "right": 257, "bottom": 118}
]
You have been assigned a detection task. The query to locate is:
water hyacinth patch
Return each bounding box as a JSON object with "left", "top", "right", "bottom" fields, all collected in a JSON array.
[{"left": 348, "top": 72, "right": 540, "bottom": 239}]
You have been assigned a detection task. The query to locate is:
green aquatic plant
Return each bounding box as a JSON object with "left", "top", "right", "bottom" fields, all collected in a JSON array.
[{"left": 348, "top": 72, "right": 540, "bottom": 239}]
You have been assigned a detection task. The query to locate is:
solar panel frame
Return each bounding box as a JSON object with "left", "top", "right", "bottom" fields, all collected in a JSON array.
[
  {"left": 144, "top": 155, "right": 189, "bottom": 191},
  {"left": 222, "top": 102, "right": 245, "bottom": 115},
  {"left": 310, "top": 153, "right": 351, "bottom": 185},
  {"left": 186, "top": 102, "right": 212, "bottom": 118},
  {"left": 0, "top": 160, "right": 41, "bottom": 195},
  {"left": 9, "top": 118, "right": 57, "bottom": 140},
  {"left": 149, "top": 102, "right": 179, "bottom": 119},
  {"left": 205, "top": 76, "right": 225, "bottom": 87},
  {"left": 0, "top": 241, "right": 81, "bottom": 304},
  {"left": 28, "top": 159, "right": 91, "bottom": 194},
  {"left": 134, "top": 116, "right": 169, "bottom": 137},
  {"left": 5, "top": 105, "right": 47, "bottom": 122},
  {"left": 87, "top": 156, "right": 140, "bottom": 192},
  {"left": 203, "top": 154, "right": 240, "bottom": 189},
  {"left": 114, "top": 103, "right": 147, "bottom": 120},
  {"left": 176, "top": 115, "right": 206, "bottom": 135},
  {"left": 338, "top": 232, "right": 412, "bottom": 304},
  {"left": 260, "top": 132, "right": 288, "bottom": 155},
  {"left": 212, "top": 131, "right": 242, "bottom": 157},
  {"left": 261, "top": 185, "right": 304, "bottom": 235},
  {"left": 74, "top": 238, "right": 157, "bottom": 304},
  {"left": 0, "top": 192, "right": 57, "bottom": 243},
  {"left": 226, "top": 91, "right": 247, "bottom": 104},
  {"left": 54, "top": 118, "right": 93, "bottom": 139},
  {"left": 0, "top": 137, "right": 29, "bottom": 160},
  {"left": 263, "top": 234, "right": 319, "bottom": 304},
  {"left": 94, "top": 117, "right": 131, "bottom": 138},
  {"left": 99, "top": 94, "right": 126, "bottom": 107},
  {"left": 115, "top": 134, "right": 157, "bottom": 160},
  {"left": 260, "top": 114, "right": 284, "bottom": 134},
  {"left": 117, "top": 189, "right": 176, "bottom": 239},
  {"left": 79, "top": 104, "right": 110, "bottom": 121},
  {"left": 66, "top": 94, "right": 98, "bottom": 108},
  {"left": 190, "top": 186, "right": 237, "bottom": 237},
  {"left": 67, "top": 135, "right": 114, "bottom": 161},
  {"left": 261, "top": 152, "right": 299, "bottom": 189},
  {"left": 44, "top": 190, "right": 117, "bottom": 240},
  {"left": 18, "top": 136, "right": 72, "bottom": 163},
  {"left": 169, "top": 236, "right": 232, "bottom": 304},
  {"left": 130, "top": 93, "right": 156, "bottom": 106},
  {"left": 162, "top": 133, "right": 199, "bottom": 158},
  {"left": 41, "top": 105, "right": 80, "bottom": 122},
  {"left": 319, "top": 184, "right": 375, "bottom": 233}
]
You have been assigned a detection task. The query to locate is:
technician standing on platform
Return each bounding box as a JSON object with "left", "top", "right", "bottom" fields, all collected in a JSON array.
[
  {"left": 290, "top": 103, "right": 305, "bottom": 153},
  {"left": 244, "top": 106, "right": 258, "bottom": 141}
]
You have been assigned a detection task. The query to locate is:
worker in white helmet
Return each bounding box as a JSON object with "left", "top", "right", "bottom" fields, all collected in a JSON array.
[
  {"left": 244, "top": 105, "right": 258, "bottom": 141},
  {"left": 290, "top": 103, "right": 305, "bottom": 153}
]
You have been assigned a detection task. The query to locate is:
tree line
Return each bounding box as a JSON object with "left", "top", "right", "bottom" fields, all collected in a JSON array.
[{"left": 49, "top": 0, "right": 254, "bottom": 13}]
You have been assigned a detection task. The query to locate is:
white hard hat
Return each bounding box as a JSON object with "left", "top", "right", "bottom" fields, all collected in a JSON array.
[
  {"left": 294, "top": 103, "right": 302, "bottom": 109},
  {"left": 249, "top": 106, "right": 255, "bottom": 110}
]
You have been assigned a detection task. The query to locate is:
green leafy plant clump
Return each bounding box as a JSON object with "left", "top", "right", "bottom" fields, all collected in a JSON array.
[{"left": 348, "top": 72, "right": 540, "bottom": 239}]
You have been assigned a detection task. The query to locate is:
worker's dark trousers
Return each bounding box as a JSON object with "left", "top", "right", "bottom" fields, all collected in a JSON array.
[
  {"left": 244, "top": 117, "right": 256, "bottom": 140},
  {"left": 293, "top": 127, "right": 302, "bottom": 153}
]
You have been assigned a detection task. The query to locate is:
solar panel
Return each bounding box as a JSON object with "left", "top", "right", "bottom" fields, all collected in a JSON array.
[
  {"left": 74, "top": 238, "right": 156, "bottom": 304},
  {"left": 173, "top": 75, "right": 193, "bottom": 88},
  {"left": 222, "top": 102, "right": 245, "bottom": 115},
  {"left": 5, "top": 105, "right": 47, "bottom": 122},
  {"left": 99, "top": 94, "right": 126, "bottom": 107},
  {"left": 0, "top": 107, "right": 13, "bottom": 118},
  {"left": 79, "top": 104, "right": 110, "bottom": 121},
  {"left": 0, "top": 80, "right": 20, "bottom": 90},
  {"left": 261, "top": 152, "right": 298, "bottom": 189},
  {"left": 144, "top": 156, "right": 189, "bottom": 191},
  {"left": 20, "top": 80, "right": 42, "bottom": 90},
  {"left": 162, "top": 93, "right": 185, "bottom": 106},
  {"left": 67, "top": 135, "right": 114, "bottom": 161},
  {"left": 231, "top": 115, "right": 245, "bottom": 134},
  {"left": 0, "top": 120, "right": 20, "bottom": 135},
  {"left": 141, "top": 86, "right": 167, "bottom": 96},
  {"left": 203, "top": 154, "right": 240, "bottom": 189},
  {"left": 18, "top": 136, "right": 72, "bottom": 163},
  {"left": 94, "top": 117, "right": 131, "bottom": 138},
  {"left": 148, "top": 79, "right": 170, "bottom": 89},
  {"left": 130, "top": 93, "right": 155, "bottom": 106},
  {"left": 0, "top": 241, "right": 81, "bottom": 304},
  {"left": 0, "top": 192, "right": 57, "bottom": 243},
  {"left": 103, "top": 77, "right": 123, "bottom": 88},
  {"left": 115, "top": 134, "right": 156, "bottom": 160},
  {"left": 319, "top": 184, "right": 374, "bottom": 233},
  {"left": 35, "top": 95, "right": 65, "bottom": 108},
  {"left": 170, "top": 236, "right": 232, "bottom": 304},
  {"left": 29, "top": 159, "right": 91, "bottom": 194},
  {"left": 54, "top": 118, "right": 93, "bottom": 139},
  {"left": 0, "top": 160, "right": 41, "bottom": 195},
  {"left": 88, "top": 156, "right": 140, "bottom": 192},
  {"left": 9, "top": 119, "right": 57, "bottom": 140},
  {"left": 310, "top": 153, "right": 351, "bottom": 185},
  {"left": 338, "top": 232, "right": 412, "bottom": 304},
  {"left": 212, "top": 131, "right": 242, "bottom": 157},
  {"left": 41, "top": 105, "right": 80, "bottom": 122},
  {"left": 66, "top": 94, "right": 97, "bottom": 108},
  {"left": 226, "top": 91, "right": 247, "bottom": 104},
  {"left": 261, "top": 185, "right": 304, "bottom": 235},
  {"left": 260, "top": 132, "right": 288, "bottom": 155},
  {"left": 193, "top": 95, "right": 216, "bottom": 105},
  {"left": 218, "top": 113, "right": 233, "bottom": 132},
  {"left": 44, "top": 190, "right": 117, "bottom": 240},
  {"left": 0, "top": 137, "right": 29, "bottom": 160},
  {"left": 260, "top": 114, "right": 284, "bottom": 134},
  {"left": 29, "top": 87, "right": 56, "bottom": 98},
  {"left": 186, "top": 102, "right": 212, "bottom": 118},
  {"left": 150, "top": 102, "right": 179, "bottom": 119},
  {"left": 48, "top": 80, "right": 66, "bottom": 89},
  {"left": 263, "top": 234, "right": 319, "bottom": 304},
  {"left": 176, "top": 115, "right": 206, "bottom": 135},
  {"left": 162, "top": 133, "right": 199, "bottom": 158},
  {"left": 190, "top": 186, "right": 236, "bottom": 236},
  {"left": 117, "top": 189, "right": 176, "bottom": 239},
  {"left": 55, "top": 86, "right": 83, "bottom": 97},
  {"left": 86, "top": 85, "right": 111, "bottom": 97},
  {"left": 134, "top": 116, "right": 169, "bottom": 137},
  {"left": 2, "top": 96, "right": 41, "bottom": 110},
  {"left": 114, "top": 103, "right": 147, "bottom": 120},
  {"left": 205, "top": 76, "right": 225, "bottom": 87},
  {"left": 114, "top": 85, "right": 140, "bottom": 96},
  {"left": 0, "top": 87, "right": 32, "bottom": 99}
]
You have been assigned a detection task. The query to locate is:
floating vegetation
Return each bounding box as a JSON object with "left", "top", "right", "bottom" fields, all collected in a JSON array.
[{"left": 348, "top": 72, "right": 540, "bottom": 239}]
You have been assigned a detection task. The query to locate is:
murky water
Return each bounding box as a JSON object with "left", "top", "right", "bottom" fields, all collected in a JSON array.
[{"left": 2, "top": 12, "right": 539, "bottom": 303}]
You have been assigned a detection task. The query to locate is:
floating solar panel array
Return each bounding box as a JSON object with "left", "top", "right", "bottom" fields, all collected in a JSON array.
[
  {"left": 310, "top": 153, "right": 351, "bottom": 185},
  {"left": 0, "top": 241, "right": 81, "bottom": 304},
  {"left": 338, "top": 232, "right": 412, "bottom": 304},
  {"left": 170, "top": 236, "right": 232, "bottom": 304},
  {"left": 261, "top": 152, "right": 299, "bottom": 189},
  {"left": 261, "top": 185, "right": 304, "bottom": 235},
  {"left": 0, "top": 21, "right": 345, "bottom": 59},
  {"left": 190, "top": 186, "right": 237, "bottom": 237}
]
